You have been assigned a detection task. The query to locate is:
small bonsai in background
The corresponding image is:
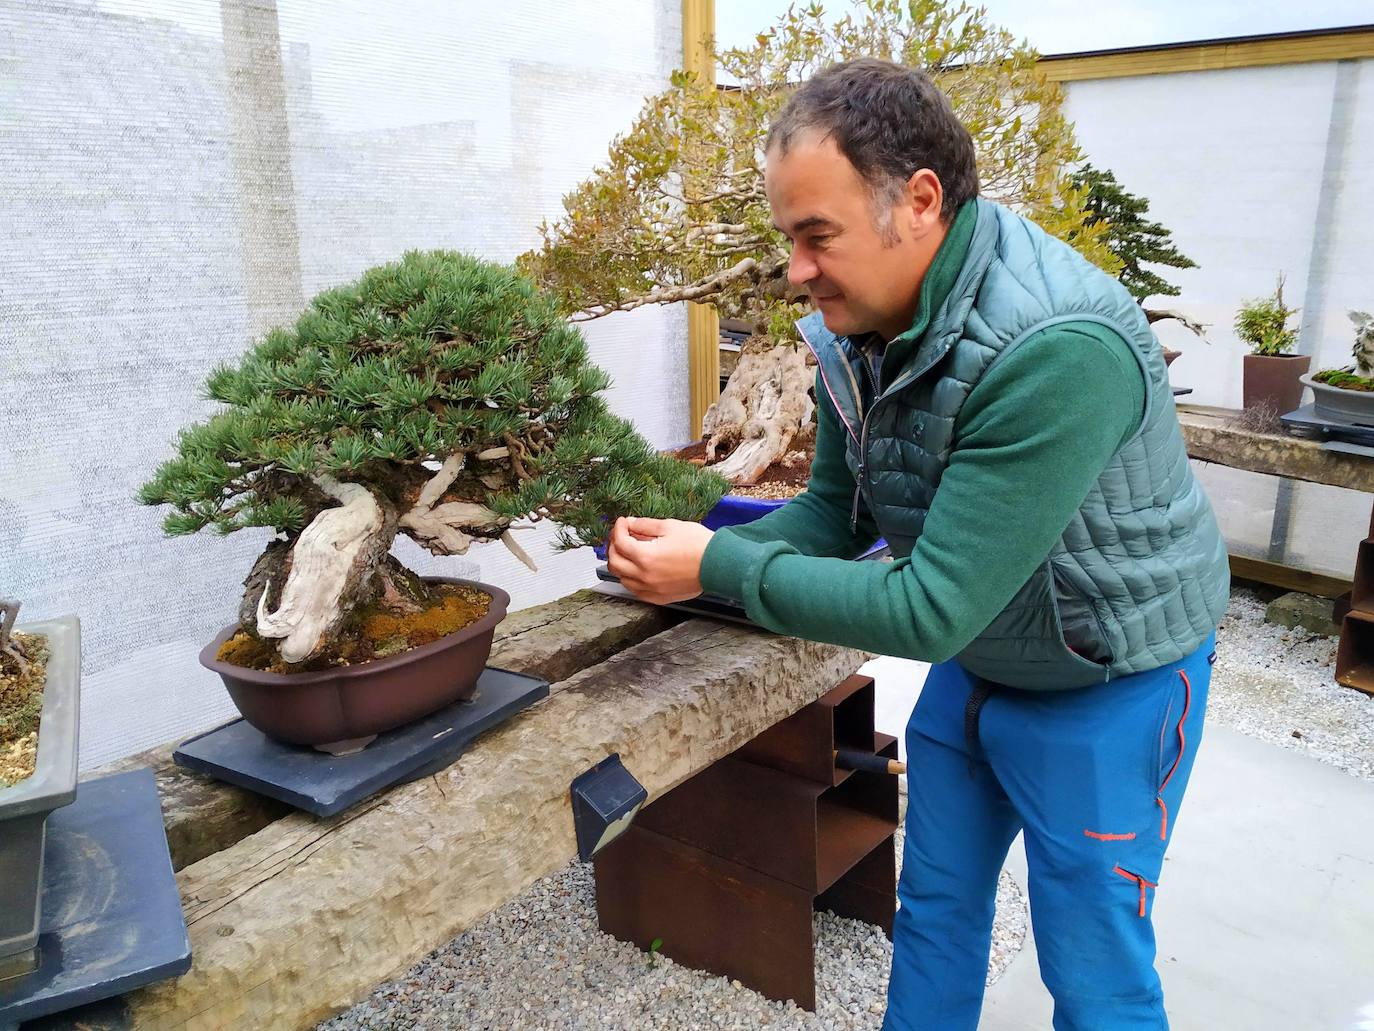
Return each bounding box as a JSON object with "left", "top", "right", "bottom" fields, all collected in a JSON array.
[
  {"left": 1070, "top": 163, "right": 1206, "bottom": 344},
  {"left": 1071, "top": 164, "right": 1198, "bottom": 303},
  {"left": 140, "top": 252, "right": 726, "bottom": 667},
  {"left": 1235, "top": 275, "right": 1300, "bottom": 356},
  {"left": 1314, "top": 311, "right": 1374, "bottom": 391}
]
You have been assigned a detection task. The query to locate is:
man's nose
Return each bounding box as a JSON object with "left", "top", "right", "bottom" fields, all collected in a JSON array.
[{"left": 787, "top": 247, "right": 817, "bottom": 288}]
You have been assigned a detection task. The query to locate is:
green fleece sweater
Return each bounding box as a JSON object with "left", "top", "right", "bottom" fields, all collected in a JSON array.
[{"left": 698, "top": 208, "right": 1147, "bottom": 664}]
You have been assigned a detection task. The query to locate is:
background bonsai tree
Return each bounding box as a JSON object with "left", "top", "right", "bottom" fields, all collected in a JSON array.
[
  {"left": 520, "top": 0, "right": 1120, "bottom": 485},
  {"left": 1353, "top": 311, "right": 1374, "bottom": 373},
  {"left": 1314, "top": 310, "right": 1374, "bottom": 390},
  {"left": 140, "top": 251, "right": 727, "bottom": 665},
  {"left": 1070, "top": 163, "right": 1205, "bottom": 338},
  {"left": 1235, "top": 274, "right": 1300, "bottom": 356}
]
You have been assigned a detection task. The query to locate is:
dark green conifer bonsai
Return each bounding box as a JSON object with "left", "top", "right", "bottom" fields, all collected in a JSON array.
[{"left": 140, "top": 251, "right": 726, "bottom": 664}]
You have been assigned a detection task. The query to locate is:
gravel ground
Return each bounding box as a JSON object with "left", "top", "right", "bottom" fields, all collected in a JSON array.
[
  {"left": 322, "top": 586, "right": 1370, "bottom": 1029},
  {"left": 320, "top": 823, "right": 1028, "bottom": 1031},
  {"left": 1210, "top": 588, "right": 1374, "bottom": 782}
]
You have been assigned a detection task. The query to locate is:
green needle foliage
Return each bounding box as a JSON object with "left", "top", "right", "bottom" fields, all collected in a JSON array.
[
  {"left": 1070, "top": 164, "right": 1198, "bottom": 303},
  {"left": 139, "top": 251, "right": 727, "bottom": 550}
]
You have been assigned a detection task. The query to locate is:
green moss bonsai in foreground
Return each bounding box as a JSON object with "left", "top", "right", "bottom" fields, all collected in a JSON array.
[
  {"left": 1314, "top": 311, "right": 1374, "bottom": 391},
  {"left": 140, "top": 251, "right": 726, "bottom": 664}
]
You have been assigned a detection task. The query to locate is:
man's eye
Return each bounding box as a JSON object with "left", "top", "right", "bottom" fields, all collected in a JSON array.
[{"left": 811, "top": 235, "right": 832, "bottom": 248}]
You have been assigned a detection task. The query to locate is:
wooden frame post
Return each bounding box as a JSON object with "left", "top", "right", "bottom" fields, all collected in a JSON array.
[{"left": 682, "top": 0, "right": 719, "bottom": 438}]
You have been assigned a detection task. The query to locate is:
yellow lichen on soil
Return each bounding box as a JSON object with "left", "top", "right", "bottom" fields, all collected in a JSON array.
[
  {"left": 362, "top": 585, "right": 491, "bottom": 648},
  {"left": 216, "top": 584, "right": 493, "bottom": 673},
  {"left": 216, "top": 632, "right": 281, "bottom": 670}
]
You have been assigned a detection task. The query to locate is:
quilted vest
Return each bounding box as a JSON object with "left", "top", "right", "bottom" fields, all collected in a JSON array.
[{"left": 796, "top": 199, "right": 1230, "bottom": 689}]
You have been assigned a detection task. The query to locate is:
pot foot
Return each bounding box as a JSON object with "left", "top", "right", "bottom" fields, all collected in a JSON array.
[
  {"left": 0, "top": 945, "right": 38, "bottom": 982},
  {"left": 313, "top": 734, "right": 377, "bottom": 756}
]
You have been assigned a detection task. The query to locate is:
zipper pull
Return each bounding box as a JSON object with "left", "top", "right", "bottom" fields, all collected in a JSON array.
[{"left": 850, "top": 474, "right": 864, "bottom": 533}]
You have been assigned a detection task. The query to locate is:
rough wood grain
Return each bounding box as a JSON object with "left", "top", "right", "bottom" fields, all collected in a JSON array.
[
  {"left": 1178, "top": 405, "right": 1374, "bottom": 493},
  {"left": 120, "top": 621, "right": 868, "bottom": 1030},
  {"left": 91, "top": 590, "right": 681, "bottom": 871}
]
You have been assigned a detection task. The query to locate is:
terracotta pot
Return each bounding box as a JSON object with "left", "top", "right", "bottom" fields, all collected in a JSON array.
[
  {"left": 200, "top": 577, "right": 509, "bottom": 750},
  {"left": 1242, "top": 353, "right": 1310, "bottom": 414},
  {"left": 1161, "top": 347, "right": 1182, "bottom": 367}
]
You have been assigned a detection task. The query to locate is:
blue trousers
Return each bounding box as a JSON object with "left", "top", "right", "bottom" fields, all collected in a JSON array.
[{"left": 883, "top": 636, "right": 1214, "bottom": 1031}]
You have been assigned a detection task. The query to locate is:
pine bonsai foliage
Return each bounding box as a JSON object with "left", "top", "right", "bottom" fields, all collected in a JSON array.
[
  {"left": 140, "top": 251, "right": 726, "bottom": 663},
  {"left": 1070, "top": 164, "right": 1198, "bottom": 303}
]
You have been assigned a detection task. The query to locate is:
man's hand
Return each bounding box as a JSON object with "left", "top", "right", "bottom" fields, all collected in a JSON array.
[{"left": 606, "top": 517, "right": 714, "bottom": 605}]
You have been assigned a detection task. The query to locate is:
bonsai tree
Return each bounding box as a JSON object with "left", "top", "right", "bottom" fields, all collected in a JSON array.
[
  {"left": 1235, "top": 275, "right": 1300, "bottom": 356},
  {"left": 140, "top": 251, "right": 727, "bottom": 665},
  {"left": 1313, "top": 310, "right": 1374, "bottom": 391},
  {"left": 520, "top": 0, "right": 1120, "bottom": 484},
  {"left": 1070, "top": 163, "right": 1205, "bottom": 339}
]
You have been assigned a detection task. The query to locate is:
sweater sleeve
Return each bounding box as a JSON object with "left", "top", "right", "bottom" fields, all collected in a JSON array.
[
  {"left": 699, "top": 370, "right": 879, "bottom": 563},
  {"left": 697, "top": 322, "right": 1145, "bottom": 661}
]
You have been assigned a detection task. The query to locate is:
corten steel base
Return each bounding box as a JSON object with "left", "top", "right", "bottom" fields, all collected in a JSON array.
[
  {"left": 593, "top": 675, "right": 898, "bottom": 1010},
  {"left": 1337, "top": 505, "right": 1374, "bottom": 695}
]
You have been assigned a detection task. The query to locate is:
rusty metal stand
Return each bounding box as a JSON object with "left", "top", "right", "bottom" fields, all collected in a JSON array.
[
  {"left": 593, "top": 675, "right": 898, "bottom": 1010},
  {"left": 1336, "top": 500, "right": 1374, "bottom": 694}
]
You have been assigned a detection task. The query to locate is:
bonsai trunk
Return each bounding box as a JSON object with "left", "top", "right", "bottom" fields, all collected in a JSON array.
[
  {"left": 702, "top": 338, "right": 814, "bottom": 485},
  {"left": 241, "top": 478, "right": 399, "bottom": 664},
  {"left": 236, "top": 458, "right": 537, "bottom": 666}
]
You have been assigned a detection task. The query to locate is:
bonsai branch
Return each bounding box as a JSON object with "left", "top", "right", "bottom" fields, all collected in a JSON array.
[
  {"left": 569, "top": 258, "right": 759, "bottom": 320},
  {"left": 397, "top": 453, "right": 537, "bottom": 569},
  {"left": 1144, "top": 307, "right": 1209, "bottom": 340}
]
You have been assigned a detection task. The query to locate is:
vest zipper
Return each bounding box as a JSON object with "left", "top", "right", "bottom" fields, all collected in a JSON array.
[
  {"left": 851, "top": 355, "right": 879, "bottom": 532},
  {"left": 797, "top": 317, "right": 954, "bottom": 537}
]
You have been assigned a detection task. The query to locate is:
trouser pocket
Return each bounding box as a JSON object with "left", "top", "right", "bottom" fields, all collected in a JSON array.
[
  {"left": 1113, "top": 865, "right": 1158, "bottom": 918},
  {"left": 1153, "top": 670, "right": 1194, "bottom": 841}
]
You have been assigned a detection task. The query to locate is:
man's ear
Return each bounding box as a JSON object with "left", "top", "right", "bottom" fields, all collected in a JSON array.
[{"left": 905, "top": 169, "right": 944, "bottom": 238}]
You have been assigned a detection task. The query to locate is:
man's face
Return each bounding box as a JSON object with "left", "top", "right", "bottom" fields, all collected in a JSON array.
[{"left": 765, "top": 131, "right": 943, "bottom": 341}]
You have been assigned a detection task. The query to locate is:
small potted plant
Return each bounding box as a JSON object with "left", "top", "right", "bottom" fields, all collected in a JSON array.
[
  {"left": 0, "top": 599, "right": 81, "bottom": 973},
  {"left": 1301, "top": 311, "right": 1374, "bottom": 424},
  {"left": 140, "top": 252, "right": 726, "bottom": 753},
  {"left": 1236, "top": 274, "right": 1308, "bottom": 414}
]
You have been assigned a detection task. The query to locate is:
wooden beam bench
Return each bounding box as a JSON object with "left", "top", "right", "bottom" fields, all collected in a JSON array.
[{"left": 82, "top": 591, "right": 867, "bottom": 1029}]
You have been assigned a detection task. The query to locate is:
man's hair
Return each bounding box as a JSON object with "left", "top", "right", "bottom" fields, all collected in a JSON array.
[{"left": 767, "top": 58, "right": 979, "bottom": 233}]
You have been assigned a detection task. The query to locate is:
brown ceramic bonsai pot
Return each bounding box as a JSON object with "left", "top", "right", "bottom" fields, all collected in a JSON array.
[
  {"left": 200, "top": 577, "right": 509, "bottom": 752},
  {"left": 1242, "top": 353, "right": 1310, "bottom": 414}
]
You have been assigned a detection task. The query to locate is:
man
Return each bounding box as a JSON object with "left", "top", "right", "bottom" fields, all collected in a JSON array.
[{"left": 607, "top": 58, "right": 1228, "bottom": 1031}]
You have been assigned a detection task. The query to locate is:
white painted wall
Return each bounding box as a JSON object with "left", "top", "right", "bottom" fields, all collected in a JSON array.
[
  {"left": 0, "top": 0, "right": 690, "bottom": 767},
  {"left": 1064, "top": 59, "right": 1374, "bottom": 578},
  {"left": 1062, "top": 58, "right": 1373, "bottom": 405}
]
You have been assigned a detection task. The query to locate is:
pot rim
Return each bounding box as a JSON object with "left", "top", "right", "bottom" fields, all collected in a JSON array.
[
  {"left": 199, "top": 576, "right": 510, "bottom": 686},
  {"left": 1244, "top": 352, "right": 1311, "bottom": 361},
  {"left": 1301, "top": 370, "right": 1373, "bottom": 388}
]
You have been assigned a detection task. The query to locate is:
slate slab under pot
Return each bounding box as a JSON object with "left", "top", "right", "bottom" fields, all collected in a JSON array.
[
  {"left": 0, "top": 615, "right": 81, "bottom": 971},
  {"left": 200, "top": 577, "right": 509, "bottom": 752}
]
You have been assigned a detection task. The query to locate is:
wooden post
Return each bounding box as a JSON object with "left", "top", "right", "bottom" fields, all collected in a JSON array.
[{"left": 682, "top": 0, "right": 720, "bottom": 438}]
